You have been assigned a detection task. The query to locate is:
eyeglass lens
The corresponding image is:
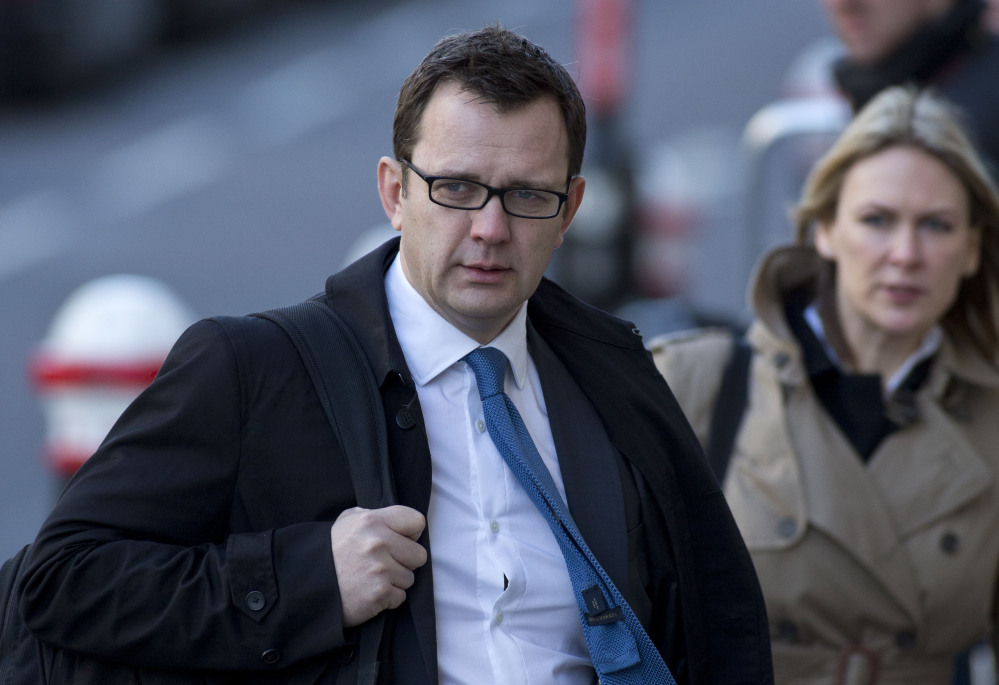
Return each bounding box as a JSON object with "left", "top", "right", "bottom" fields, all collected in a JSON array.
[{"left": 430, "top": 179, "right": 561, "bottom": 218}]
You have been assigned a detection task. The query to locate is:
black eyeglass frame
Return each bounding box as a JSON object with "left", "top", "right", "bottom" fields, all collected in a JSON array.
[{"left": 400, "top": 159, "right": 570, "bottom": 220}]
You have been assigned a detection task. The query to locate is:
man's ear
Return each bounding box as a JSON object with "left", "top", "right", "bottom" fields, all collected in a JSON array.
[
  {"left": 556, "top": 176, "right": 586, "bottom": 247},
  {"left": 377, "top": 157, "right": 404, "bottom": 232}
]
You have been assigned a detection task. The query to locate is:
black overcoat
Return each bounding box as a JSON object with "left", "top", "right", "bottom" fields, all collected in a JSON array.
[{"left": 20, "top": 239, "right": 771, "bottom": 684}]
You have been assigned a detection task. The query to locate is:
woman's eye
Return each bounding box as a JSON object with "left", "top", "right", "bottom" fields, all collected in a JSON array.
[
  {"left": 860, "top": 213, "right": 888, "bottom": 227},
  {"left": 922, "top": 217, "right": 951, "bottom": 233}
]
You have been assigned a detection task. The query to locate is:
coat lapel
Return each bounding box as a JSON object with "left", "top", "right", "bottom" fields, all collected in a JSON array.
[
  {"left": 786, "top": 384, "right": 924, "bottom": 622},
  {"left": 527, "top": 324, "right": 631, "bottom": 590},
  {"left": 869, "top": 394, "right": 992, "bottom": 537}
]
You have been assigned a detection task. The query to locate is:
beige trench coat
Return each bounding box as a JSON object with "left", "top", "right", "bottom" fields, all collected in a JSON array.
[{"left": 650, "top": 246, "right": 999, "bottom": 685}]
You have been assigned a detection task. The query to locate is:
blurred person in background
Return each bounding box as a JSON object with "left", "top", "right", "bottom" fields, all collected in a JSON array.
[
  {"left": 821, "top": 0, "right": 999, "bottom": 176},
  {"left": 14, "top": 24, "right": 772, "bottom": 685},
  {"left": 989, "top": 0, "right": 999, "bottom": 31},
  {"left": 651, "top": 86, "right": 999, "bottom": 684}
]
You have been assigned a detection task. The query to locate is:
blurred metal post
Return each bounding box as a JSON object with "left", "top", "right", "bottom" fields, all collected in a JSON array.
[
  {"left": 29, "top": 275, "right": 196, "bottom": 485},
  {"left": 557, "top": 0, "right": 636, "bottom": 311},
  {"left": 740, "top": 96, "right": 849, "bottom": 287}
]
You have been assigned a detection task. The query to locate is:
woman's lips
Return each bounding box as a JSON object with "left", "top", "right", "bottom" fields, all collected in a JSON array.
[{"left": 883, "top": 284, "right": 921, "bottom": 305}]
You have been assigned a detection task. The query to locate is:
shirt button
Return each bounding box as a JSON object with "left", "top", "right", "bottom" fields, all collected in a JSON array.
[
  {"left": 490, "top": 520, "right": 500, "bottom": 533},
  {"left": 476, "top": 418, "right": 486, "bottom": 433},
  {"left": 246, "top": 590, "right": 265, "bottom": 611},
  {"left": 940, "top": 531, "right": 960, "bottom": 555},
  {"left": 495, "top": 610, "right": 504, "bottom": 625},
  {"left": 777, "top": 517, "right": 797, "bottom": 538},
  {"left": 261, "top": 648, "right": 281, "bottom": 665}
]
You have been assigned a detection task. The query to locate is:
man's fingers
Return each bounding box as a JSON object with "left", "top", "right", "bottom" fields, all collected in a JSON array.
[
  {"left": 330, "top": 506, "right": 427, "bottom": 627},
  {"left": 380, "top": 505, "right": 427, "bottom": 542}
]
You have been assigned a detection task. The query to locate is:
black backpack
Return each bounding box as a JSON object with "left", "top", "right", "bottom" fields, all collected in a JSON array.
[{"left": 0, "top": 297, "right": 393, "bottom": 685}]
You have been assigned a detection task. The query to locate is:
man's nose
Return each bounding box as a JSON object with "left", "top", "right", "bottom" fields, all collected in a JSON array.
[{"left": 469, "top": 194, "right": 511, "bottom": 243}]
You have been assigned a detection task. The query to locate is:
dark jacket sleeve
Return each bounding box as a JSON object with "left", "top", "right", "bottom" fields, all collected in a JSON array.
[{"left": 18, "top": 318, "right": 352, "bottom": 672}]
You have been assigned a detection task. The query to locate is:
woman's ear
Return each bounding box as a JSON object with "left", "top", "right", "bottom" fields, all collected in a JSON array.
[
  {"left": 963, "top": 225, "right": 982, "bottom": 277},
  {"left": 814, "top": 222, "right": 835, "bottom": 260}
]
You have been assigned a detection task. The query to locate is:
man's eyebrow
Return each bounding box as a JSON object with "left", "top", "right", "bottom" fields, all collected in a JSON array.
[{"left": 420, "top": 167, "right": 562, "bottom": 192}]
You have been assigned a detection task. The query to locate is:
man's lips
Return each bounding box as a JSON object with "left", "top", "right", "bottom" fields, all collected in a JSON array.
[{"left": 463, "top": 263, "right": 511, "bottom": 283}]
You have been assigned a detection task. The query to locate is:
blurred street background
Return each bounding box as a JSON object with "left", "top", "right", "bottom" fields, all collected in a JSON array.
[{"left": 0, "top": 0, "right": 831, "bottom": 559}]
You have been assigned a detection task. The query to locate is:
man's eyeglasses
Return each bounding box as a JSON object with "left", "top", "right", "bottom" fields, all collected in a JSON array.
[{"left": 400, "top": 160, "right": 569, "bottom": 220}]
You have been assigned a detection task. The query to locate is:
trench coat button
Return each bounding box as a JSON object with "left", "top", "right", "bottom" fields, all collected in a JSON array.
[
  {"left": 940, "top": 532, "right": 960, "bottom": 555},
  {"left": 336, "top": 647, "right": 356, "bottom": 665},
  {"left": 246, "top": 590, "right": 266, "bottom": 611},
  {"left": 396, "top": 407, "right": 416, "bottom": 429},
  {"left": 777, "top": 517, "right": 797, "bottom": 538},
  {"left": 776, "top": 619, "right": 799, "bottom": 643},
  {"left": 261, "top": 648, "right": 281, "bottom": 665},
  {"left": 895, "top": 630, "right": 916, "bottom": 649}
]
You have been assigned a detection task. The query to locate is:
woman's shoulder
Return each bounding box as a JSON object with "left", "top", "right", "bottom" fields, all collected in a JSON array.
[
  {"left": 648, "top": 326, "right": 738, "bottom": 377},
  {"left": 647, "top": 327, "right": 740, "bottom": 436}
]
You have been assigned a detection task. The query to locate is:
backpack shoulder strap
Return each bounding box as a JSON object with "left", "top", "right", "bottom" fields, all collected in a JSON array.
[
  {"left": 254, "top": 297, "right": 395, "bottom": 685},
  {"left": 254, "top": 298, "right": 396, "bottom": 509},
  {"left": 705, "top": 335, "right": 752, "bottom": 483}
]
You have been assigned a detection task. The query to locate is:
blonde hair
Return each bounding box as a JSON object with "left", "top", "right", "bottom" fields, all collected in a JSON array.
[{"left": 794, "top": 86, "right": 999, "bottom": 360}]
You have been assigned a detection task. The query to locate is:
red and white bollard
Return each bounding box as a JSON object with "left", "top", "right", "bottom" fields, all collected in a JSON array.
[{"left": 29, "top": 274, "right": 196, "bottom": 479}]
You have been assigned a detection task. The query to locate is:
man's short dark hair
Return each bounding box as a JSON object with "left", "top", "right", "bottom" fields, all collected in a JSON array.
[{"left": 392, "top": 25, "right": 586, "bottom": 180}]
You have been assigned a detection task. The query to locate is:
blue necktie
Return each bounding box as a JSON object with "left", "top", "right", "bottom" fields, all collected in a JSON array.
[{"left": 463, "top": 347, "right": 676, "bottom": 685}]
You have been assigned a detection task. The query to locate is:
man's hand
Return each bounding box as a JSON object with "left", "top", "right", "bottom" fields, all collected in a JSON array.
[{"left": 331, "top": 506, "right": 428, "bottom": 628}]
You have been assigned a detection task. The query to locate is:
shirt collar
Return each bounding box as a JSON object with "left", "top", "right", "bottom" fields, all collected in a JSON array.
[
  {"left": 803, "top": 303, "right": 941, "bottom": 395},
  {"left": 385, "top": 254, "right": 529, "bottom": 389}
]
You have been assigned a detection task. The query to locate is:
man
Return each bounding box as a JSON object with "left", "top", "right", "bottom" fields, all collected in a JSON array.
[
  {"left": 20, "top": 26, "right": 771, "bottom": 684},
  {"left": 821, "top": 0, "right": 999, "bottom": 175}
]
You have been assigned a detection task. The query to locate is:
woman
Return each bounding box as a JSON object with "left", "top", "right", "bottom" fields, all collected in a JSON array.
[{"left": 651, "top": 86, "right": 999, "bottom": 684}]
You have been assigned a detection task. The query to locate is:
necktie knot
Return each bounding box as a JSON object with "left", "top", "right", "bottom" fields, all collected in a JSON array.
[{"left": 463, "top": 347, "right": 508, "bottom": 400}]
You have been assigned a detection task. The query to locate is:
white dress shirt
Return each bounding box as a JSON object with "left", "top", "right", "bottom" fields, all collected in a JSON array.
[{"left": 385, "top": 255, "right": 592, "bottom": 684}]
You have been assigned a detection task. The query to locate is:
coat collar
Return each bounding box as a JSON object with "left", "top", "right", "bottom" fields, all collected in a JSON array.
[{"left": 325, "top": 237, "right": 411, "bottom": 389}]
